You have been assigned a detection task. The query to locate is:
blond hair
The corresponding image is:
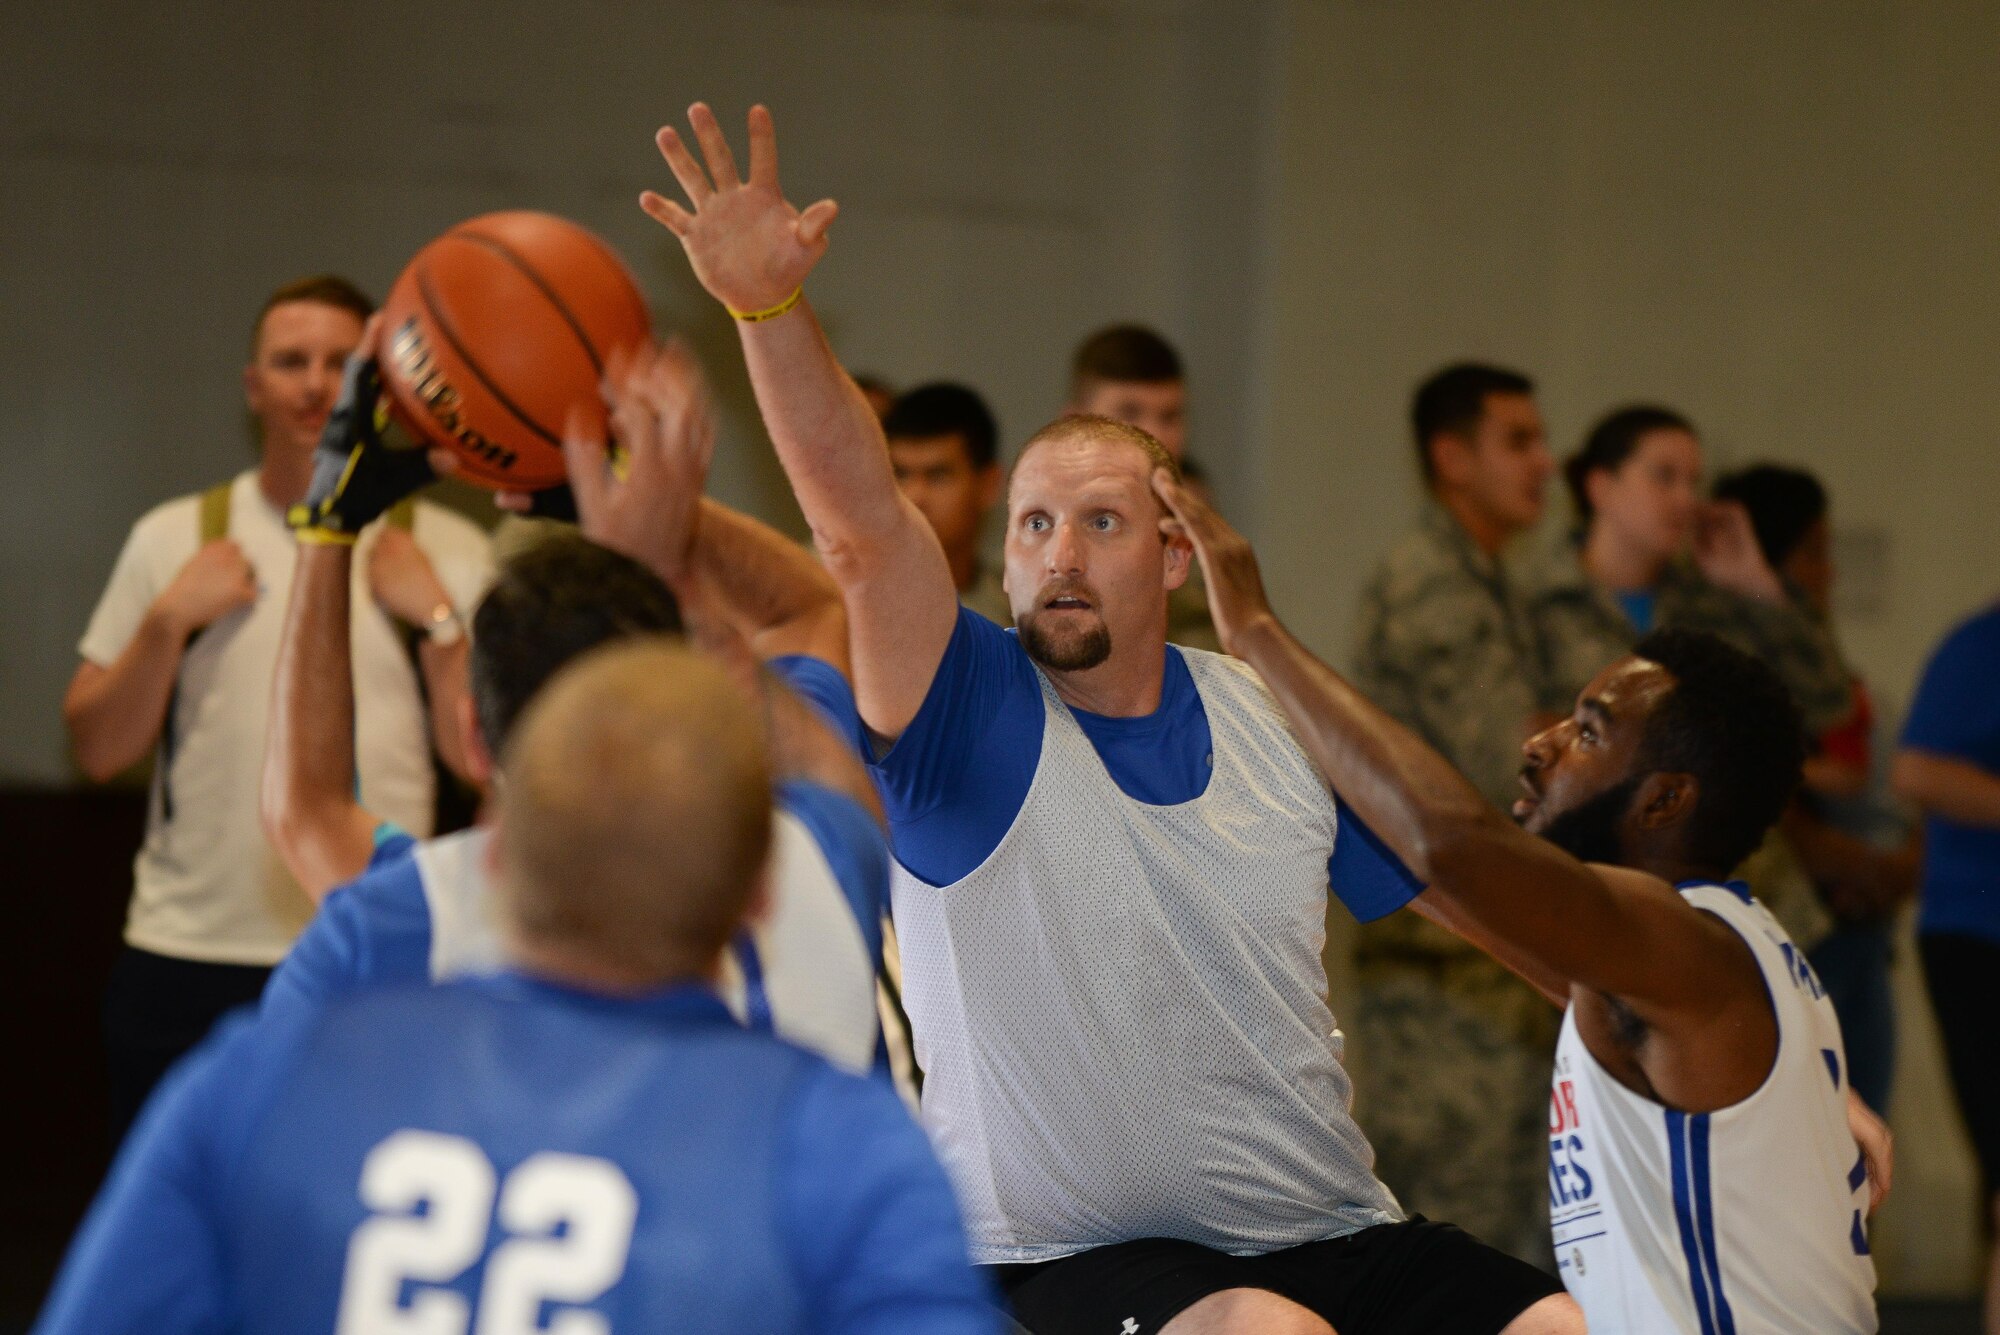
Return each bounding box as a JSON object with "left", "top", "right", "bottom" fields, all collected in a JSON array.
[{"left": 495, "top": 639, "right": 772, "bottom": 983}]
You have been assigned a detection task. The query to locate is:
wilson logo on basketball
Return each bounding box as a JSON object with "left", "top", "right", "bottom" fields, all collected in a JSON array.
[{"left": 387, "top": 317, "right": 520, "bottom": 474}]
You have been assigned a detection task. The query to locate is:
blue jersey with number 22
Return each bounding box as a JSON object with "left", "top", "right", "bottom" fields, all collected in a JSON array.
[{"left": 35, "top": 975, "right": 996, "bottom": 1335}]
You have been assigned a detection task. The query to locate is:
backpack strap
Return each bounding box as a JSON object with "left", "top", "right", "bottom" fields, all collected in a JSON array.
[
  {"left": 161, "top": 480, "right": 237, "bottom": 823},
  {"left": 197, "top": 479, "right": 232, "bottom": 543}
]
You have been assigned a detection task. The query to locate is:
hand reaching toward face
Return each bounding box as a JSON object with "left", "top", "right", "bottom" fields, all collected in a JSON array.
[
  {"left": 1692, "top": 499, "right": 1786, "bottom": 604},
  {"left": 1151, "top": 469, "right": 1270, "bottom": 656},
  {"left": 639, "top": 103, "right": 837, "bottom": 316}
]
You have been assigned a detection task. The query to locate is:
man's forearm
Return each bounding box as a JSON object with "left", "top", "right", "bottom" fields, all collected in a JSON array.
[
  {"left": 1893, "top": 749, "right": 2000, "bottom": 828},
  {"left": 262, "top": 543, "right": 377, "bottom": 899},
  {"left": 736, "top": 305, "right": 919, "bottom": 573},
  {"left": 1231, "top": 613, "right": 1703, "bottom": 1004},
  {"left": 735, "top": 304, "right": 957, "bottom": 737},
  {"left": 417, "top": 637, "right": 474, "bottom": 783},
  {"left": 64, "top": 611, "right": 190, "bottom": 782},
  {"left": 692, "top": 499, "right": 845, "bottom": 666}
]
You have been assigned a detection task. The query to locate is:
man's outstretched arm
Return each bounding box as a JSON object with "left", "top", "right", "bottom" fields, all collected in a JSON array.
[
  {"left": 262, "top": 330, "right": 447, "bottom": 900},
  {"left": 639, "top": 103, "right": 958, "bottom": 740},
  {"left": 262, "top": 540, "right": 379, "bottom": 900},
  {"left": 1152, "top": 471, "right": 1765, "bottom": 1031}
]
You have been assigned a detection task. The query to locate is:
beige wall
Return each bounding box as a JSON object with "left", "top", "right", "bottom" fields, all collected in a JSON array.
[{"left": 1263, "top": 0, "right": 1995, "bottom": 1296}]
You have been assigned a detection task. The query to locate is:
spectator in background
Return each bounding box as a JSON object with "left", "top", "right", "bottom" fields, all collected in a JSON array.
[
  {"left": 61, "top": 276, "right": 493, "bottom": 1144},
  {"left": 885, "top": 383, "right": 1008, "bottom": 625},
  {"left": 1534, "top": 406, "right": 1853, "bottom": 735},
  {"left": 1348, "top": 362, "right": 1561, "bottom": 1267},
  {"left": 1894, "top": 600, "right": 2000, "bottom": 1334},
  {"left": 1713, "top": 464, "right": 1916, "bottom": 1114},
  {"left": 1532, "top": 408, "right": 1854, "bottom": 951},
  {"left": 1067, "top": 324, "right": 1220, "bottom": 651},
  {"left": 854, "top": 372, "right": 896, "bottom": 422}
]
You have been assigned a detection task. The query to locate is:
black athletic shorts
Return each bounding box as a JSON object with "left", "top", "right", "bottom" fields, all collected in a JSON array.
[
  {"left": 992, "top": 1217, "right": 1564, "bottom": 1335},
  {"left": 1920, "top": 932, "right": 2000, "bottom": 1201},
  {"left": 103, "top": 945, "right": 272, "bottom": 1148}
]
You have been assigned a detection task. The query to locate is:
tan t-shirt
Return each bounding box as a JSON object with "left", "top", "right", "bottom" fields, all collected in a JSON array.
[{"left": 78, "top": 471, "right": 494, "bottom": 965}]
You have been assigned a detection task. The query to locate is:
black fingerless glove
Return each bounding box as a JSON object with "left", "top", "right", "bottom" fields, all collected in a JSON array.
[{"left": 288, "top": 354, "right": 437, "bottom": 542}]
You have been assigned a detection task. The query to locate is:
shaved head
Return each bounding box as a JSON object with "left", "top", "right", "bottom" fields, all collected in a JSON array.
[
  {"left": 1014, "top": 414, "right": 1180, "bottom": 503},
  {"left": 494, "top": 639, "right": 772, "bottom": 986}
]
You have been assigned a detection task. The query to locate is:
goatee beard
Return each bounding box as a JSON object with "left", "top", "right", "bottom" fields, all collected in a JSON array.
[
  {"left": 1018, "top": 614, "right": 1112, "bottom": 672},
  {"left": 1535, "top": 775, "right": 1642, "bottom": 866}
]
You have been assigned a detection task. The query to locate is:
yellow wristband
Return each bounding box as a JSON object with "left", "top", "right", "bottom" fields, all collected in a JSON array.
[
  {"left": 727, "top": 287, "right": 803, "bottom": 323},
  {"left": 295, "top": 526, "right": 359, "bottom": 546}
]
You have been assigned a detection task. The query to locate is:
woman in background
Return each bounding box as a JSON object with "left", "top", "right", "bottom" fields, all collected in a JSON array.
[{"left": 1534, "top": 406, "right": 1853, "bottom": 738}]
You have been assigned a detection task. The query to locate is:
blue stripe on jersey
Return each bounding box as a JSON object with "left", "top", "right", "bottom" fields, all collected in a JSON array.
[
  {"left": 1847, "top": 1151, "right": 1868, "bottom": 1193},
  {"left": 1667, "top": 1111, "right": 1737, "bottom": 1335},
  {"left": 731, "top": 933, "right": 774, "bottom": 1034},
  {"left": 1676, "top": 878, "right": 1753, "bottom": 904},
  {"left": 1690, "top": 1114, "right": 1737, "bottom": 1334},
  {"left": 1822, "top": 1048, "right": 1842, "bottom": 1089},
  {"left": 1667, "top": 1110, "right": 1716, "bottom": 1335}
]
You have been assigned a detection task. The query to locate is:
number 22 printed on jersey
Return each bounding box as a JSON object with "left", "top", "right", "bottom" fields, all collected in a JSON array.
[{"left": 336, "top": 1129, "right": 638, "bottom": 1334}]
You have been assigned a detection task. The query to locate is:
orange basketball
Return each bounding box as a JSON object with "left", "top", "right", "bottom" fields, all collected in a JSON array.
[{"left": 377, "top": 211, "right": 652, "bottom": 490}]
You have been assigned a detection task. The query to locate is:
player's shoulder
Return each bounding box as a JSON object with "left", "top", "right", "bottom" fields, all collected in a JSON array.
[
  {"left": 333, "top": 834, "right": 432, "bottom": 916},
  {"left": 770, "top": 654, "right": 864, "bottom": 739},
  {"left": 166, "top": 995, "right": 335, "bottom": 1134},
  {"left": 313, "top": 838, "right": 437, "bottom": 960}
]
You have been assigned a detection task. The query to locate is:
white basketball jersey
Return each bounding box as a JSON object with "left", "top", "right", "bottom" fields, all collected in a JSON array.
[
  {"left": 892, "top": 650, "right": 1402, "bottom": 1265},
  {"left": 1550, "top": 882, "right": 1877, "bottom": 1333},
  {"left": 415, "top": 818, "right": 882, "bottom": 1075}
]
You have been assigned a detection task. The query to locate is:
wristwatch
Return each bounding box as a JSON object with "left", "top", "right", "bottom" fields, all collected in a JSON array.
[{"left": 422, "top": 601, "right": 465, "bottom": 647}]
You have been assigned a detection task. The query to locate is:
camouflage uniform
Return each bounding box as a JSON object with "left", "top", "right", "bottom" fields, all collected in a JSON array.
[
  {"left": 1530, "top": 552, "right": 1855, "bottom": 737},
  {"left": 1349, "top": 500, "right": 1561, "bottom": 1268},
  {"left": 1530, "top": 550, "right": 1854, "bottom": 946}
]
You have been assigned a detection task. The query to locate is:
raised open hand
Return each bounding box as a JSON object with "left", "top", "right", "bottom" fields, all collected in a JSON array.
[
  {"left": 1152, "top": 469, "right": 1268, "bottom": 656},
  {"left": 562, "top": 338, "right": 716, "bottom": 586},
  {"left": 640, "top": 103, "right": 837, "bottom": 317}
]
